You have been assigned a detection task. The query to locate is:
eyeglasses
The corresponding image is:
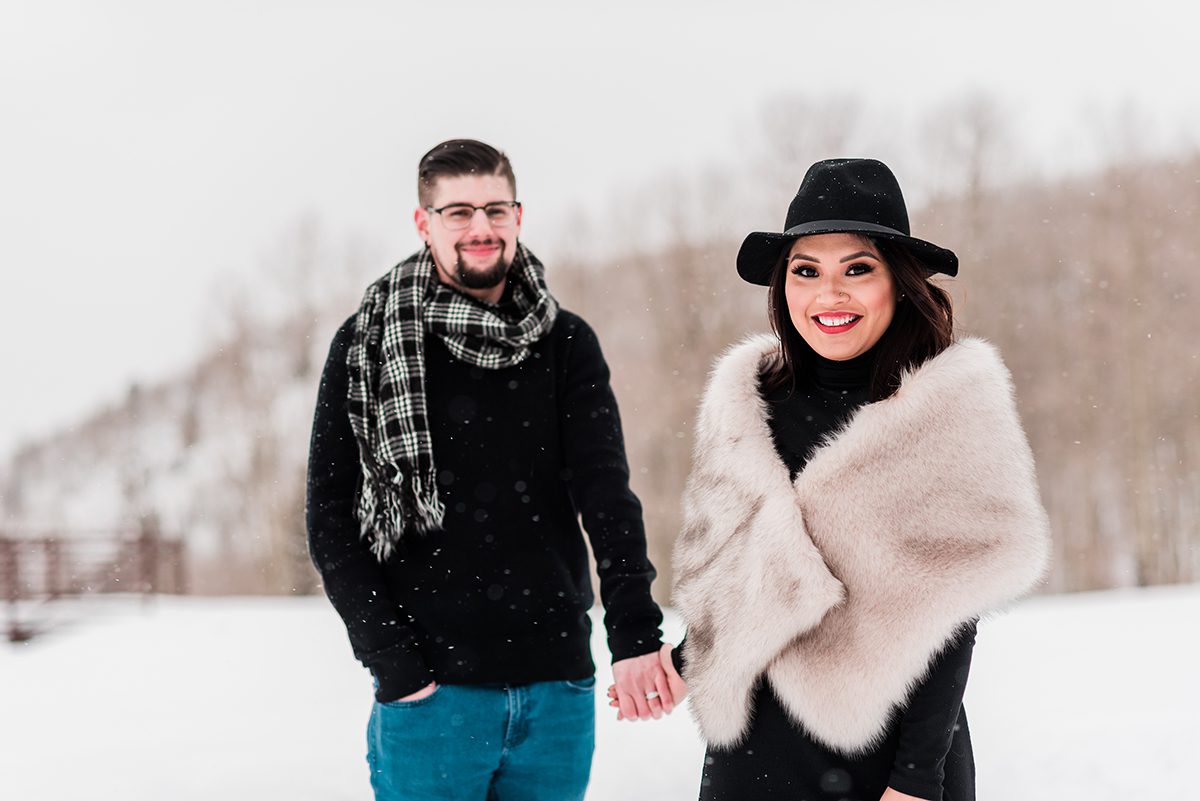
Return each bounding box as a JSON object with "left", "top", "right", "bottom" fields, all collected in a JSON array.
[{"left": 426, "top": 201, "right": 521, "bottom": 230}]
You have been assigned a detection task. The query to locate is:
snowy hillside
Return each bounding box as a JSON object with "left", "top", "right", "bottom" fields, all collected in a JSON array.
[
  {"left": 0, "top": 309, "right": 340, "bottom": 595},
  {"left": 2, "top": 587, "right": 1197, "bottom": 800}
]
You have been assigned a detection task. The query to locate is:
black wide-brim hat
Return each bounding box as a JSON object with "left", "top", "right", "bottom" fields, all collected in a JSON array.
[{"left": 737, "top": 158, "right": 958, "bottom": 285}]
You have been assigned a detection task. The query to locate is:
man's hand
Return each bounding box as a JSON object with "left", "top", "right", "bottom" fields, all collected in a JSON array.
[
  {"left": 610, "top": 651, "right": 673, "bottom": 720},
  {"left": 396, "top": 681, "right": 438, "bottom": 702},
  {"left": 879, "top": 788, "right": 929, "bottom": 801}
]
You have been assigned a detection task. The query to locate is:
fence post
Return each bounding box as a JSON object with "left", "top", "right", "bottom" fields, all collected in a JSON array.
[
  {"left": 1, "top": 537, "right": 30, "bottom": 643},
  {"left": 172, "top": 540, "right": 186, "bottom": 595},
  {"left": 139, "top": 518, "right": 160, "bottom": 600},
  {"left": 45, "top": 538, "right": 63, "bottom": 600}
]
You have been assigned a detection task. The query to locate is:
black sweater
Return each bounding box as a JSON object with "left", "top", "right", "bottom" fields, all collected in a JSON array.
[
  {"left": 677, "top": 347, "right": 976, "bottom": 801},
  {"left": 307, "top": 307, "right": 664, "bottom": 702}
]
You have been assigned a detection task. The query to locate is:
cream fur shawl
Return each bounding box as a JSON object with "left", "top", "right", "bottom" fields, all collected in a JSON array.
[{"left": 673, "top": 335, "right": 1050, "bottom": 754}]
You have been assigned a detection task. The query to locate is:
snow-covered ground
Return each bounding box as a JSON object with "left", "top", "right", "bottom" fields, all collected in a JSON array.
[{"left": 2, "top": 587, "right": 1197, "bottom": 800}]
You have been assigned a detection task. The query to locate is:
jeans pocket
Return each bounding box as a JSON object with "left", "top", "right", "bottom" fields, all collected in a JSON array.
[{"left": 563, "top": 676, "right": 596, "bottom": 693}]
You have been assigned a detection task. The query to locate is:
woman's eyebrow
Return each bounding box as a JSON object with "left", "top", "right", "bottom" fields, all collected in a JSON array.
[{"left": 790, "top": 250, "right": 879, "bottom": 264}]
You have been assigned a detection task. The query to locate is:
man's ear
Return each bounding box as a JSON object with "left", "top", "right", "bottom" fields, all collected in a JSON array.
[{"left": 414, "top": 206, "right": 431, "bottom": 244}]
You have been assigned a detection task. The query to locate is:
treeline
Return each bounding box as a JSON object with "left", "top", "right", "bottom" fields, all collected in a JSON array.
[
  {"left": 2, "top": 97, "right": 1196, "bottom": 597},
  {"left": 938, "top": 157, "right": 1200, "bottom": 591}
]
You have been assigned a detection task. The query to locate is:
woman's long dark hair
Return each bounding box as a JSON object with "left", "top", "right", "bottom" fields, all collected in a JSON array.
[{"left": 760, "top": 236, "right": 954, "bottom": 401}]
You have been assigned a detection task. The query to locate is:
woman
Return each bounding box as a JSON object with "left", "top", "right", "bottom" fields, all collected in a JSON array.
[{"left": 612, "top": 159, "right": 1050, "bottom": 800}]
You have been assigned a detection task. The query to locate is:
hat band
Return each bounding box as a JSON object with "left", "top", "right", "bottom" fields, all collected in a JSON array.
[{"left": 782, "top": 220, "right": 911, "bottom": 238}]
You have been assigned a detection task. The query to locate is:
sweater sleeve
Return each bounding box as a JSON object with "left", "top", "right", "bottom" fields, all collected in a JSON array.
[
  {"left": 558, "top": 316, "right": 664, "bottom": 662},
  {"left": 306, "top": 318, "right": 434, "bottom": 702},
  {"left": 886, "top": 619, "right": 978, "bottom": 800}
]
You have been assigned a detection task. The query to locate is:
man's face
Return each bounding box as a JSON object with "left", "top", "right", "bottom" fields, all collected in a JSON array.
[{"left": 414, "top": 173, "right": 522, "bottom": 298}]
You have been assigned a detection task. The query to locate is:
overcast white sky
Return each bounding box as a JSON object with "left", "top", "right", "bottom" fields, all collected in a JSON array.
[{"left": 2, "top": 0, "right": 1198, "bottom": 459}]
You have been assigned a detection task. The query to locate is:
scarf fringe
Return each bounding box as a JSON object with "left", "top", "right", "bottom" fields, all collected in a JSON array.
[{"left": 358, "top": 469, "right": 447, "bottom": 561}]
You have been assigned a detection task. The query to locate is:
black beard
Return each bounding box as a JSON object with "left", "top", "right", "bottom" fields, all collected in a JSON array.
[{"left": 454, "top": 244, "right": 511, "bottom": 289}]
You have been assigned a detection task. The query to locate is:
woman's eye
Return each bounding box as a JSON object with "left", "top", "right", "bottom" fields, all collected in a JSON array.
[
  {"left": 790, "top": 265, "right": 818, "bottom": 278},
  {"left": 846, "top": 263, "right": 874, "bottom": 276}
]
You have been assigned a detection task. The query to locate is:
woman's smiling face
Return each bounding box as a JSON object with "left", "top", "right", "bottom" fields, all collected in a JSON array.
[{"left": 783, "top": 233, "right": 898, "bottom": 361}]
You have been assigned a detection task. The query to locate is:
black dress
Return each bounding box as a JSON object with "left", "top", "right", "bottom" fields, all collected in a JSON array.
[{"left": 677, "top": 348, "right": 977, "bottom": 801}]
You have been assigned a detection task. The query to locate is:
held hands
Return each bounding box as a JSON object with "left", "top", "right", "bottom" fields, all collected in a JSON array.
[
  {"left": 609, "top": 650, "right": 672, "bottom": 720},
  {"left": 606, "top": 643, "right": 688, "bottom": 721}
]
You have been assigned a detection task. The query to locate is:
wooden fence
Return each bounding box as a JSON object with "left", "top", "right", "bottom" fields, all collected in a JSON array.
[{"left": 0, "top": 526, "right": 185, "bottom": 642}]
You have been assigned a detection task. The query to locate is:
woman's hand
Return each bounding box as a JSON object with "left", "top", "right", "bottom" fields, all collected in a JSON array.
[
  {"left": 658, "top": 642, "right": 688, "bottom": 705},
  {"left": 879, "top": 788, "right": 929, "bottom": 801}
]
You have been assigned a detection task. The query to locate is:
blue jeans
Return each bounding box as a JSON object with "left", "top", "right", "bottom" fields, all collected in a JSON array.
[{"left": 367, "top": 679, "right": 596, "bottom": 801}]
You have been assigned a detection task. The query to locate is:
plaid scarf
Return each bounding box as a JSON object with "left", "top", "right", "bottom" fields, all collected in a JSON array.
[{"left": 347, "top": 243, "right": 559, "bottom": 560}]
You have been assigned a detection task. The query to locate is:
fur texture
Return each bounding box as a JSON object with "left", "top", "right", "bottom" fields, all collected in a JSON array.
[{"left": 673, "top": 335, "right": 1050, "bottom": 754}]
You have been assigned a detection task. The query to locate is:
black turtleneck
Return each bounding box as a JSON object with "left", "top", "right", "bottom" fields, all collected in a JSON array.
[
  {"left": 764, "top": 346, "right": 877, "bottom": 478},
  {"left": 677, "top": 346, "right": 977, "bottom": 801}
]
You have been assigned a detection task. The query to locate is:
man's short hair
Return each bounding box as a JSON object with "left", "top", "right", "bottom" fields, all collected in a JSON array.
[{"left": 417, "top": 139, "right": 517, "bottom": 206}]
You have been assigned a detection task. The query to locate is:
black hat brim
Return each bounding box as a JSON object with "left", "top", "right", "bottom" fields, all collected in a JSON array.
[{"left": 736, "top": 220, "right": 959, "bottom": 285}]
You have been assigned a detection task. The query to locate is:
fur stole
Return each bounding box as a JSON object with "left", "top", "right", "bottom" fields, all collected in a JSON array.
[{"left": 673, "top": 334, "right": 1050, "bottom": 754}]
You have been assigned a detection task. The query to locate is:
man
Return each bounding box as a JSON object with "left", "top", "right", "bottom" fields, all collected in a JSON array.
[{"left": 306, "top": 139, "right": 672, "bottom": 801}]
